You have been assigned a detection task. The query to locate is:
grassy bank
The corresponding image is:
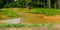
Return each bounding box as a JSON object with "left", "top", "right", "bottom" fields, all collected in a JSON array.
[{"left": 0, "top": 24, "right": 55, "bottom": 28}]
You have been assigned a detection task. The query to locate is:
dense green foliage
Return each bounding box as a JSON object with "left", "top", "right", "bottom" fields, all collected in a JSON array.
[{"left": 0, "top": 0, "right": 60, "bottom": 8}]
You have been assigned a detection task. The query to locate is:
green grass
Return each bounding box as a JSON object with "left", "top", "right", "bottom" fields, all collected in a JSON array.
[
  {"left": 0, "top": 24, "right": 55, "bottom": 28},
  {"left": 0, "top": 10, "right": 20, "bottom": 20},
  {"left": 27, "top": 8, "right": 60, "bottom": 16},
  {"left": 4, "top": 8, "right": 60, "bottom": 16}
]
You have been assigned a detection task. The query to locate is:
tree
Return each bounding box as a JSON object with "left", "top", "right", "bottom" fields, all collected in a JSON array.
[
  {"left": 48, "top": 0, "right": 51, "bottom": 8},
  {"left": 17, "top": 0, "right": 26, "bottom": 8},
  {"left": 0, "top": 0, "right": 3, "bottom": 8},
  {"left": 0, "top": 0, "right": 15, "bottom": 8},
  {"left": 59, "top": 0, "right": 60, "bottom": 9}
]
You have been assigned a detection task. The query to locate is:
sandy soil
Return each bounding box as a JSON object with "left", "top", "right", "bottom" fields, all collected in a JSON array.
[{"left": 0, "top": 28, "right": 51, "bottom": 30}]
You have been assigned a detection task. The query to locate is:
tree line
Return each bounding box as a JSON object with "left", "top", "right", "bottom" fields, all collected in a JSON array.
[{"left": 0, "top": 0, "right": 60, "bottom": 9}]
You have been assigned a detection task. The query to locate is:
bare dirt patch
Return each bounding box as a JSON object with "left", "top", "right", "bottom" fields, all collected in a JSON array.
[
  {"left": 22, "top": 13, "right": 60, "bottom": 24},
  {"left": 0, "top": 28, "right": 35, "bottom": 30},
  {"left": 1, "top": 27, "right": 60, "bottom": 30},
  {"left": 43, "top": 15, "right": 60, "bottom": 20}
]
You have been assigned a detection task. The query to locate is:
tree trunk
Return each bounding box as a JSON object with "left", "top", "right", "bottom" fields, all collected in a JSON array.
[
  {"left": 59, "top": 0, "right": 60, "bottom": 9},
  {"left": 44, "top": 0, "right": 45, "bottom": 8},
  {"left": 54, "top": 3, "right": 56, "bottom": 9},
  {"left": 48, "top": 0, "right": 51, "bottom": 8},
  {"left": 54, "top": 0, "right": 57, "bottom": 9}
]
